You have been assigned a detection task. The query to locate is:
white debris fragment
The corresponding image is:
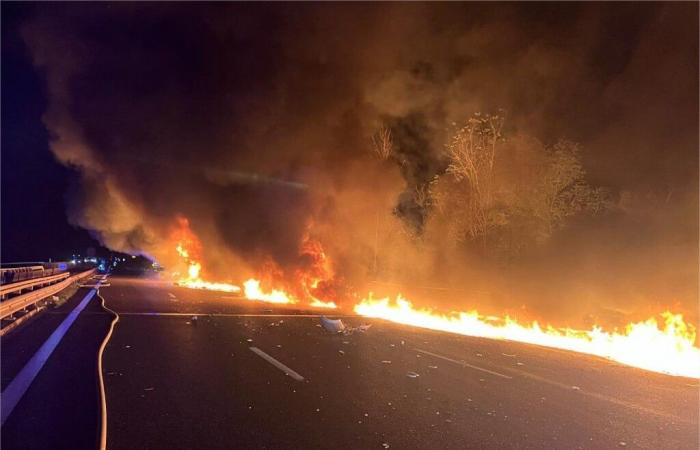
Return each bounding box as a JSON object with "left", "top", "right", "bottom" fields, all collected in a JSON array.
[
  {"left": 382, "top": 443, "right": 390, "bottom": 449},
  {"left": 427, "top": 365, "right": 438, "bottom": 369},
  {"left": 406, "top": 371, "right": 420, "bottom": 378},
  {"left": 338, "top": 350, "right": 345, "bottom": 355},
  {"left": 381, "top": 360, "right": 392, "bottom": 364},
  {"left": 619, "top": 442, "right": 627, "bottom": 447},
  {"left": 572, "top": 386, "right": 581, "bottom": 391},
  {"left": 476, "top": 353, "right": 483, "bottom": 357},
  {"left": 320, "top": 316, "right": 346, "bottom": 333},
  {"left": 501, "top": 353, "right": 516, "bottom": 357},
  {"left": 246, "top": 339, "right": 253, "bottom": 342},
  {"left": 516, "top": 362, "right": 524, "bottom": 366},
  {"left": 144, "top": 387, "right": 154, "bottom": 391}
]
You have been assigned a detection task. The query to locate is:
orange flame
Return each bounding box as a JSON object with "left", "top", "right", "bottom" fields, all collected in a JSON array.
[{"left": 354, "top": 294, "right": 700, "bottom": 378}]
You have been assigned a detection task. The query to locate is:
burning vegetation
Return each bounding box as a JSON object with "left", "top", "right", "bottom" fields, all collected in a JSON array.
[{"left": 23, "top": 4, "right": 698, "bottom": 378}]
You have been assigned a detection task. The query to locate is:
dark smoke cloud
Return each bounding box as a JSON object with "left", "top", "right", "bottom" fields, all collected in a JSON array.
[{"left": 23, "top": 3, "right": 697, "bottom": 322}]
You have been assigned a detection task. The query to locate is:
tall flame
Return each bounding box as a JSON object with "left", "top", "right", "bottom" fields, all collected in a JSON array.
[
  {"left": 354, "top": 294, "right": 700, "bottom": 378},
  {"left": 243, "top": 279, "right": 296, "bottom": 304},
  {"left": 174, "top": 240, "right": 241, "bottom": 293}
]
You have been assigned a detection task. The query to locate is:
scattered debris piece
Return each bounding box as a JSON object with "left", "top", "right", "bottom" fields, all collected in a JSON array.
[
  {"left": 427, "top": 365, "right": 438, "bottom": 369},
  {"left": 338, "top": 350, "right": 345, "bottom": 355},
  {"left": 342, "top": 341, "right": 350, "bottom": 345},
  {"left": 401, "top": 340, "right": 405, "bottom": 345},
  {"left": 476, "top": 353, "right": 483, "bottom": 357},
  {"left": 516, "top": 362, "right": 524, "bottom": 366},
  {"left": 381, "top": 360, "right": 392, "bottom": 364},
  {"left": 382, "top": 444, "right": 390, "bottom": 449},
  {"left": 320, "top": 317, "right": 372, "bottom": 335},
  {"left": 572, "top": 386, "right": 581, "bottom": 391},
  {"left": 406, "top": 371, "right": 420, "bottom": 378},
  {"left": 501, "top": 353, "right": 516, "bottom": 357},
  {"left": 246, "top": 338, "right": 253, "bottom": 342},
  {"left": 144, "top": 387, "right": 155, "bottom": 391},
  {"left": 124, "top": 345, "right": 131, "bottom": 349},
  {"left": 320, "top": 316, "right": 346, "bottom": 333},
  {"left": 619, "top": 442, "right": 627, "bottom": 447},
  {"left": 389, "top": 344, "right": 395, "bottom": 348}
]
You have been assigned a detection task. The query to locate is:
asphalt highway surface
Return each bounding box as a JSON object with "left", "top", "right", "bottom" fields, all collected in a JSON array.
[{"left": 2, "top": 274, "right": 698, "bottom": 449}]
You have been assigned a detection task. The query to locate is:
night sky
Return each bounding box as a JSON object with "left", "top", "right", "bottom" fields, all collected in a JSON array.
[{"left": 2, "top": 3, "right": 102, "bottom": 262}]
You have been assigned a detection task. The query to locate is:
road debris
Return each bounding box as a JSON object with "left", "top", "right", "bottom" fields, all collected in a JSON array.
[
  {"left": 572, "top": 386, "right": 581, "bottom": 391},
  {"left": 427, "top": 365, "right": 438, "bottom": 369},
  {"left": 382, "top": 444, "right": 390, "bottom": 449},
  {"left": 320, "top": 317, "right": 372, "bottom": 335},
  {"left": 406, "top": 371, "right": 420, "bottom": 378},
  {"left": 501, "top": 353, "right": 516, "bottom": 357},
  {"left": 320, "top": 316, "right": 346, "bottom": 333},
  {"left": 381, "top": 360, "right": 391, "bottom": 364},
  {"left": 338, "top": 350, "right": 345, "bottom": 355},
  {"left": 144, "top": 387, "right": 155, "bottom": 391}
]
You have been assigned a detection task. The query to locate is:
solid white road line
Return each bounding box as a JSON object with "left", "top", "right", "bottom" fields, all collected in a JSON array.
[
  {"left": 414, "top": 348, "right": 513, "bottom": 379},
  {"left": 249, "top": 347, "right": 305, "bottom": 382},
  {"left": 97, "top": 289, "right": 119, "bottom": 450},
  {"left": 114, "top": 312, "right": 354, "bottom": 318},
  {"left": 1, "top": 285, "right": 100, "bottom": 425}
]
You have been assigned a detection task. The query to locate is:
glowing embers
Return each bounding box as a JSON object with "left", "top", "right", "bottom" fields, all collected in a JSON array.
[{"left": 354, "top": 295, "right": 700, "bottom": 378}]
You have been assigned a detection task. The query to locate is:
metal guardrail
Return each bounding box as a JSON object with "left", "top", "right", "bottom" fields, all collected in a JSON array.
[
  {"left": 0, "top": 269, "right": 96, "bottom": 320},
  {"left": 0, "top": 272, "right": 70, "bottom": 297}
]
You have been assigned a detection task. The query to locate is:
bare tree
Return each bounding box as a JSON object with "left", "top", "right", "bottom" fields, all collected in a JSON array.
[
  {"left": 444, "top": 112, "right": 505, "bottom": 239},
  {"left": 431, "top": 114, "right": 608, "bottom": 256},
  {"left": 371, "top": 126, "right": 393, "bottom": 161}
]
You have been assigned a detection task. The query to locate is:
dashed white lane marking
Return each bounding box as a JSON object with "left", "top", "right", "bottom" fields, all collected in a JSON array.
[
  {"left": 249, "top": 347, "right": 305, "bottom": 382},
  {"left": 414, "top": 348, "right": 513, "bottom": 379}
]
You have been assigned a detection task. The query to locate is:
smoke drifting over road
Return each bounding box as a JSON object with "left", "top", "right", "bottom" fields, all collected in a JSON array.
[{"left": 23, "top": 3, "right": 698, "bottom": 324}]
